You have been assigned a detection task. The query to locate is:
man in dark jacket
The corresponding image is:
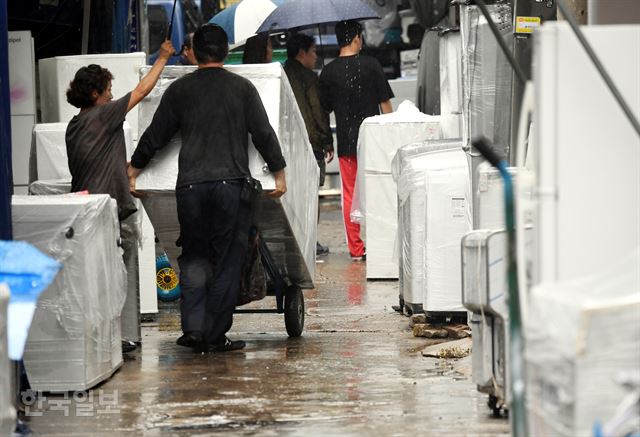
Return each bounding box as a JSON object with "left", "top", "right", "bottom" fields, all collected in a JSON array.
[
  {"left": 284, "top": 32, "right": 334, "bottom": 256},
  {"left": 128, "top": 24, "right": 287, "bottom": 353}
]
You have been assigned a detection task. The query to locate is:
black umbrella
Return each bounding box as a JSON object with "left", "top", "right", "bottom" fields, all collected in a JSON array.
[{"left": 257, "top": 0, "right": 380, "bottom": 33}]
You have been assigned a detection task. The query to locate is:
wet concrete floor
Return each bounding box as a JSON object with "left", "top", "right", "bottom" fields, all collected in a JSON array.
[{"left": 26, "top": 199, "right": 509, "bottom": 436}]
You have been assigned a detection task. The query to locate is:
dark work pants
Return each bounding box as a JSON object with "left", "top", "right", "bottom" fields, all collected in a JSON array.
[{"left": 176, "top": 180, "right": 251, "bottom": 345}]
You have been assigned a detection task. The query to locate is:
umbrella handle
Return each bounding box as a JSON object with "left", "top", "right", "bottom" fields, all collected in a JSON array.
[
  {"left": 167, "top": 0, "right": 178, "bottom": 40},
  {"left": 318, "top": 25, "right": 325, "bottom": 68}
]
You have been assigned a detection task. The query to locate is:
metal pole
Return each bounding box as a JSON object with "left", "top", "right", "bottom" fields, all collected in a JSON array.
[
  {"left": 0, "top": 0, "right": 13, "bottom": 240},
  {"left": 81, "top": 0, "right": 91, "bottom": 54},
  {"left": 556, "top": 0, "right": 640, "bottom": 138}
]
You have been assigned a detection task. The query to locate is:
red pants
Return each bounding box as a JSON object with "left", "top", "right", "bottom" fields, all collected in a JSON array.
[{"left": 339, "top": 156, "right": 365, "bottom": 257}]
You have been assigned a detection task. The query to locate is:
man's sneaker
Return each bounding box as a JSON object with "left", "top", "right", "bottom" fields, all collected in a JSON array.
[
  {"left": 316, "top": 242, "right": 330, "bottom": 256},
  {"left": 195, "top": 337, "right": 246, "bottom": 353},
  {"left": 350, "top": 253, "right": 366, "bottom": 262},
  {"left": 176, "top": 332, "right": 203, "bottom": 348}
]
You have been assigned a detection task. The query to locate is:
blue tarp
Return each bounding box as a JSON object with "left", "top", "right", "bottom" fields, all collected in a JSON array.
[{"left": 0, "top": 240, "right": 61, "bottom": 359}]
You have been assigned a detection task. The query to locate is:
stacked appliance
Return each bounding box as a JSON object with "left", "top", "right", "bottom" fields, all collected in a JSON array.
[
  {"left": 392, "top": 139, "right": 462, "bottom": 314},
  {"left": 29, "top": 120, "right": 153, "bottom": 338},
  {"left": 461, "top": 164, "right": 533, "bottom": 413},
  {"left": 38, "top": 52, "right": 146, "bottom": 141},
  {"left": 456, "top": 1, "right": 517, "bottom": 415},
  {"left": 526, "top": 23, "right": 640, "bottom": 434},
  {"left": 31, "top": 122, "right": 133, "bottom": 182},
  {"left": 8, "top": 31, "right": 37, "bottom": 194}
]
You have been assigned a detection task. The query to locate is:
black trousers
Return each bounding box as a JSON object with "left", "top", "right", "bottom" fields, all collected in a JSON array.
[{"left": 176, "top": 180, "right": 251, "bottom": 345}]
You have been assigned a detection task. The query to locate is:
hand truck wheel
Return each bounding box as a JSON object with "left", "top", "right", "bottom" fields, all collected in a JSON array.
[{"left": 284, "top": 285, "right": 304, "bottom": 337}]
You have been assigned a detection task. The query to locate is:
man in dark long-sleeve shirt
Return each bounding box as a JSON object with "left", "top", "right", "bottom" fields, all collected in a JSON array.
[
  {"left": 284, "top": 32, "right": 334, "bottom": 257},
  {"left": 128, "top": 24, "right": 287, "bottom": 353}
]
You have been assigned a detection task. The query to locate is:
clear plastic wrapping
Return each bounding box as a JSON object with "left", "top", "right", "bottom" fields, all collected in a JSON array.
[
  {"left": 38, "top": 52, "right": 146, "bottom": 140},
  {"left": 525, "top": 247, "right": 640, "bottom": 437},
  {"left": 31, "top": 121, "right": 133, "bottom": 183},
  {"left": 352, "top": 101, "right": 443, "bottom": 279},
  {"left": 392, "top": 138, "right": 462, "bottom": 309},
  {"left": 421, "top": 149, "right": 472, "bottom": 312},
  {"left": 460, "top": 3, "right": 513, "bottom": 157},
  {"left": 135, "top": 64, "right": 319, "bottom": 288},
  {"left": 28, "top": 178, "right": 71, "bottom": 195},
  {"left": 11, "top": 194, "right": 126, "bottom": 391},
  {"left": 28, "top": 178, "right": 144, "bottom": 342}
]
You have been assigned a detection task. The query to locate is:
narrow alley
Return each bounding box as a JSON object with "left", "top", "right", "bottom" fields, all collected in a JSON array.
[{"left": 25, "top": 200, "right": 508, "bottom": 436}]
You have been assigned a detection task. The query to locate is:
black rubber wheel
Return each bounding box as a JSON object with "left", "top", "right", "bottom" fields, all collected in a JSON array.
[{"left": 284, "top": 285, "right": 304, "bottom": 337}]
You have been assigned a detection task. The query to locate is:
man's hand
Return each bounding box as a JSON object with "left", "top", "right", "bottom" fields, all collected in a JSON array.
[
  {"left": 380, "top": 100, "right": 393, "bottom": 114},
  {"left": 127, "top": 162, "right": 144, "bottom": 198},
  {"left": 159, "top": 40, "right": 175, "bottom": 61},
  {"left": 325, "top": 149, "right": 335, "bottom": 163},
  {"left": 266, "top": 169, "right": 287, "bottom": 198}
]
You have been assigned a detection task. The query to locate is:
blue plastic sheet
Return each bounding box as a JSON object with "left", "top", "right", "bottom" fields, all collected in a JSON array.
[{"left": 0, "top": 240, "right": 60, "bottom": 359}]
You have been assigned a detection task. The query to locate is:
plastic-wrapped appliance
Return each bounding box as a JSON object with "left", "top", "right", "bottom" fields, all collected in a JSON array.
[
  {"left": 38, "top": 53, "right": 146, "bottom": 140},
  {"left": 460, "top": 3, "right": 513, "bottom": 155},
  {"left": 28, "top": 179, "right": 148, "bottom": 342},
  {"left": 31, "top": 121, "right": 133, "bottom": 183},
  {"left": 392, "top": 138, "right": 462, "bottom": 314},
  {"left": 421, "top": 148, "right": 471, "bottom": 315},
  {"left": 135, "top": 64, "right": 319, "bottom": 289},
  {"left": 11, "top": 194, "right": 126, "bottom": 391},
  {"left": 526, "top": 248, "right": 640, "bottom": 437},
  {"left": 353, "top": 102, "right": 442, "bottom": 279},
  {"left": 460, "top": 2, "right": 513, "bottom": 228}
]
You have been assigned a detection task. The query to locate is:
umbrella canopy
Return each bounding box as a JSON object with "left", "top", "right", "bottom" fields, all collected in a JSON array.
[
  {"left": 257, "top": 0, "right": 380, "bottom": 33},
  {"left": 209, "top": 0, "right": 286, "bottom": 48}
]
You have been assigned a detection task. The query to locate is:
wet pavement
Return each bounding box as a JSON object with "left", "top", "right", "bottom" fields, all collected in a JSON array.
[{"left": 25, "top": 198, "right": 509, "bottom": 436}]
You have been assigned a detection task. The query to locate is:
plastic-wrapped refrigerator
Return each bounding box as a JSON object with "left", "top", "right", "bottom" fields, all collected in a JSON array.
[
  {"left": 31, "top": 121, "right": 133, "bottom": 183},
  {"left": 420, "top": 148, "right": 471, "bottom": 317},
  {"left": 392, "top": 139, "right": 462, "bottom": 314},
  {"left": 460, "top": 2, "right": 513, "bottom": 228},
  {"left": 135, "top": 63, "right": 319, "bottom": 289},
  {"left": 38, "top": 53, "right": 146, "bottom": 141},
  {"left": 12, "top": 195, "right": 126, "bottom": 391},
  {"left": 354, "top": 103, "right": 442, "bottom": 280}
]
